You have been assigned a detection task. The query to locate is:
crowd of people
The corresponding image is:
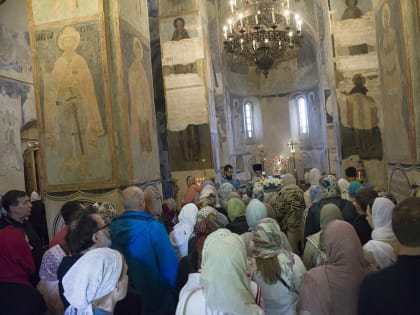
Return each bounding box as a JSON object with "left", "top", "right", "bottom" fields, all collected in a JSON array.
[{"left": 0, "top": 164, "right": 419, "bottom": 315}]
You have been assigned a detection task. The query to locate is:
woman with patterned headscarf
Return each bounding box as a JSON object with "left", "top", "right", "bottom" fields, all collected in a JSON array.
[
  {"left": 251, "top": 218, "right": 306, "bottom": 315},
  {"left": 176, "top": 229, "right": 264, "bottom": 315},
  {"left": 304, "top": 175, "right": 357, "bottom": 240}
]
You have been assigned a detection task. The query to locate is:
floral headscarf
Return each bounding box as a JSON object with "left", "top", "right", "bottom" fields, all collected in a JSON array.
[
  {"left": 252, "top": 217, "right": 292, "bottom": 259},
  {"left": 320, "top": 175, "right": 340, "bottom": 199}
]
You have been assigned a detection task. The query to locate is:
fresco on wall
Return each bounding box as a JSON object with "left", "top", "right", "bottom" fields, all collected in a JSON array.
[
  {"left": 160, "top": 15, "right": 204, "bottom": 77},
  {"left": 35, "top": 22, "right": 113, "bottom": 188},
  {"left": 159, "top": 0, "right": 197, "bottom": 17},
  {"left": 167, "top": 124, "right": 214, "bottom": 171},
  {"left": 32, "top": 0, "right": 99, "bottom": 25},
  {"left": 376, "top": 1, "right": 415, "bottom": 162},
  {"left": 0, "top": 25, "right": 32, "bottom": 83},
  {"left": 340, "top": 0, "right": 368, "bottom": 55},
  {"left": 339, "top": 74, "right": 383, "bottom": 160},
  {"left": 119, "top": 0, "right": 149, "bottom": 39},
  {"left": 232, "top": 98, "right": 245, "bottom": 152},
  {"left": 0, "top": 78, "right": 26, "bottom": 191},
  {"left": 120, "top": 21, "right": 160, "bottom": 181}
]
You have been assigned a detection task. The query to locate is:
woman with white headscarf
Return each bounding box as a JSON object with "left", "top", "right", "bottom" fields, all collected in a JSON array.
[
  {"left": 363, "top": 197, "right": 397, "bottom": 269},
  {"left": 176, "top": 229, "right": 265, "bottom": 315},
  {"left": 251, "top": 218, "right": 306, "bottom": 315},
  {"left": 337, "top": 178, "right": 351, "bottom": 201},
  {"left": 170, "top": 203, "right": 199, "bottom": 259},
  {"left": 62, "top": 247, "right": 128, "bottom": 315},
  {"left": 303, "top": 168, "right": 321, "bottom": 208},
  {"left": 241, "top": 199, "right": 268, "bottom": 255}
]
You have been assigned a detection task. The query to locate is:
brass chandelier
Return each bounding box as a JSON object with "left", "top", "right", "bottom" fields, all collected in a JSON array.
[{"left": 222, "top": 0, "right": 303, "bottom": 78}]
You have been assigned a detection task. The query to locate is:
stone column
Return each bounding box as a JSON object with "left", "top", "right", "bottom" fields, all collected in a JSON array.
[{"left": 158, "top": 0, "right": 216, "bottom": 205}]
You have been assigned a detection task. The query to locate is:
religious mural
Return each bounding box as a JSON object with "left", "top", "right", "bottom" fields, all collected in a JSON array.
[
  {"left": 35, "top": 22, "right": 113, "bottom": 188},
  {"left": 0, "top": 25, "right": 32, "bottom": 83},
  {"left": 159, "top": 0, "right": 197, "bottom": 17},
  {"left": 340, "top": 0, "right": 368, "bottom": 55},
  {"left": 167, "top": 124, "right": 214, "bottom": 171},
  {"left": 31, "top": 0, "right": 99, "bottom": 25},
  {"left": 119, "top": 0, "right": 149, "bottom": 40},
  {"left": 120, "top": 21, "right": 160, "bottom": 182},
  {"left": 376, "top": 1, "right": 415, "bottom": 162},
  {"left": 339, "top": 74, "right": 383, "bottom": 160},
  {"left": 0, "top": 78, "right": 26, "bottom": 191}
]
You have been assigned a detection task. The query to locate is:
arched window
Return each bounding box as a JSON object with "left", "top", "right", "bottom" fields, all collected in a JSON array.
[
  {"left": 244, "top": 102, "right": 254, "bottom": 139},
  {"left": 297, "top": 96, "right": 309, "bottom": 136}
]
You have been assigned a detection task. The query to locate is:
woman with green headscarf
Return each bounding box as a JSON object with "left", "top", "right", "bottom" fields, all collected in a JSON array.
[
  {"left": 226, "top": 198, "right": 248, "bottom": 235},
  {"left": 302, "top": 203, "right": 343, "bottom": 270}
]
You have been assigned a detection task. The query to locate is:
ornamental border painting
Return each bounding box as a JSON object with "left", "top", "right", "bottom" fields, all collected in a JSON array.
[
  {"left": 33, "top": 21, "right": 116, "bottom": 191},
  {"left": 376, "top": 0, "right": 416, "bottom": 163},
  {"left": 159, "top": 0, "right": 197, "bottom": 17}
]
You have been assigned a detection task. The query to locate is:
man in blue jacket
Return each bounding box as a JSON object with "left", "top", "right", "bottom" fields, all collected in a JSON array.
[{"left": 110, "top": 186, "right": 179, "bottom": 315}]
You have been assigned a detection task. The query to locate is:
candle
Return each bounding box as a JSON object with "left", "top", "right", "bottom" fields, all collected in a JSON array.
[
  {"left": 239, "top": 13, "right": 244, "bottom": 28},
  {"left": 255, "top": 14, "right": 258, "bottom": 25},
  {"left": 240, "top": 38, "right": 244, "bottom": 50},
  {"left": 228, "top": 19, "right": 233, "bottom": 33},
  {"left": 285, "top": 10, "right": 290, "bottom": 25},
  {"left": 272, "top": 9, "right": 275, "bottom": 23},
  {"left": 230, "top": 0, "right": 234, "bottom": 14},
  {"left": 253, "top": 39, "right": 256, "bottom": 50},
  {"left": 223, "top": 26, "right": 228, "bottom": 40}
]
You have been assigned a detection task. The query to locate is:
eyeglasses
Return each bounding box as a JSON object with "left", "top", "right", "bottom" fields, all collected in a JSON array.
[{"left": 94, "top": 223, "right": 109, "bottom": 234}]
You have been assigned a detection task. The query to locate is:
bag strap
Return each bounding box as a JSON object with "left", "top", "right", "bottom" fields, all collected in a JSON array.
[{"left": 277, "top": 274, "right": 299, "bottom": 295}]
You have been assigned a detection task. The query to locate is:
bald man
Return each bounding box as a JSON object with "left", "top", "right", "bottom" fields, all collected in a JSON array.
[{"left": 110, "top": 186, "right": 179, "bottom": 315}]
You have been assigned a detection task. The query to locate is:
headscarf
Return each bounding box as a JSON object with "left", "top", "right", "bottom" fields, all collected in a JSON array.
[
  {"left": 337, "top": 178, "right": 350, "bottom": 200},
  {"left": 0, "top": 226, "right": 35, "bottom": 287},
  {"left": 227, "top": 198, "right": 246, "bottom": 221},
  {"left": 63, "top": 248, "right": 123, "bottom": 315},
  {"left": 39, "top": 244, "right": 66, "bottom": 281},
  {"left": 299, "top": 220, "right": 369, "bottom": 315},
  {"left": 282, "top": 173, "right": 297, "bottom": 187},
  {"left": 199, "top": 206, "right": 228, "bottom": 227},
  {"left": 320, "top": 175, "right": 340, "bottom": 199},
  {"left": 363, "top": 240, "right": 395, "bottom": 269},
  {"left": 246, "top": 199, "right": 267, "bottom": 230},
  {"left": 200, "top": 229, "right": 264, "bottom": 315},
  {"left": 218, "top": 182, "right": 234, "bottom": 210},
  {"left": 194, "top": 214, "right": 220, "bottom": 269},
  {"left": 371, "top": 197, "right": 396, "bottom": 241},
  {"left": 31, "top": 191, "right": 41, "bottom": 202},
  {"left": 308, "top": 168, "right": 321, "bottom": 185},
  {"left": 252, "top": 218, "right": 290, "bottom": 259},
  {"left": 170, "top": 203, "right": 198, "bottom": 258},
  {"left": 348, "top": 181, "right": 362, "bottom": 198},
  {"left": 199, "top": 186, "right": 217, "bottom": 207},
  {"left": 320, "top": 204, "right": 343, "bottom": 230},
  {"left": 252, "top": 185, "right": 265, "bottom": 202}
]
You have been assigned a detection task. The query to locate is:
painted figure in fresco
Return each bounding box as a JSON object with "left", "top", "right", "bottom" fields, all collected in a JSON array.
[
  {"left": 171, "top": 17, "right": 189, "bottom": 41},
  {"left": 179, "top": 124, "right": 200, "bottom": 161},
  {"left": 340, "top": 74, "right": 383, "bottom": 159},
  {"left": 341, "top": 0, "right": 368, "bottom": 55},
  {"left": 378, "top": 2, "right": 409, "bottom": 156},
  {"left": 169, "top": 17, "right": 195, "bottom": 74},
  {"left": 128, "top": 37, "right": 153, "bottom": 154},
  {"left": 41, "top": 26, "right": 104, "bottom": 175}
]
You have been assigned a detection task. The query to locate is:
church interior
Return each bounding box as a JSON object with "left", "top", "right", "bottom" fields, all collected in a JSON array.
[{"left": 1, "top": 0, "right": 420, "bottom": 235}]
